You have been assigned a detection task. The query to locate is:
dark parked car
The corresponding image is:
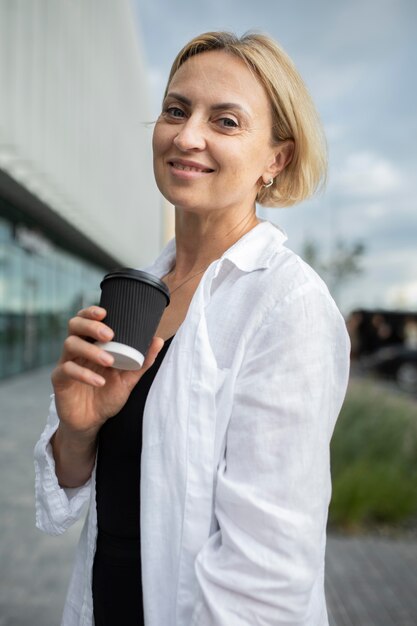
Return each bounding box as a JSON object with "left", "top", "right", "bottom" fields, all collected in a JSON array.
[{"left": 361, "top": 345, "right": 417, "bottom": 393}]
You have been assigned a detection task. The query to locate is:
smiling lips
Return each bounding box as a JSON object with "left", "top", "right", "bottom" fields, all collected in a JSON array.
[{"left": 169, "top": 159, "right": 214, "bottom": 175}]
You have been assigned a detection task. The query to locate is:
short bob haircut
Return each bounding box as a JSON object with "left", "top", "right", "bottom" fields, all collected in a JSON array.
[{"left": 164, "top": 31, "right": 327, "bottom": 208}]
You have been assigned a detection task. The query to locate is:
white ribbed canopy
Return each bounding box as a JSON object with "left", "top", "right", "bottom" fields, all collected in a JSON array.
[{"left": 0, "top": 0, "right": 162, "bottom": 266}]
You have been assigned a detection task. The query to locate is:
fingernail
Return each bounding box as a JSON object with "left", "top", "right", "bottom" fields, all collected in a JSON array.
[
  {"left": 99, "top": 328, "right": 113, "bottom": 340},
  {"left": 100, "top": 352, "right": 114, "bottom": 366},
  {"left": 93, "top": 374, "right": 105, "bottom": 386}
]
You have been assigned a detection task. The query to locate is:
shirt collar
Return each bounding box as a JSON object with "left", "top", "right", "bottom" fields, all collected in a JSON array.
[
  {"left": 143, "top": 220, "right": 288, "bottom": 278},
  {"left": 219, "top": 220, "right": 287, "bottom": 272}
]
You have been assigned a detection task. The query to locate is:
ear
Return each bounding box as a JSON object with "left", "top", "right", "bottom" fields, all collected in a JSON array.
[{"left": 263, "top": 140, "right": 295, "bottom": 182}]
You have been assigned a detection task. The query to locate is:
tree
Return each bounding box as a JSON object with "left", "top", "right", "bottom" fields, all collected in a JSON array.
[{"left": 301, "top": 238, "right": 365, "bottom": 304}]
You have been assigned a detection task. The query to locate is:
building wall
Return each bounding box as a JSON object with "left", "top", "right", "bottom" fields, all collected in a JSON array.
[
  {"left": 0, "top": 0, "right": 161, "bottom": 268},
  {"left": 0, "top": 1, "right": 163, "bottom": 378}
]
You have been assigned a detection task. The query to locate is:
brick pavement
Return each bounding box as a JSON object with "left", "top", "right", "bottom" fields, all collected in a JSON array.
[
  {"left": 0, "top": 366, "right": 416, "bottom": 625},
  {"left": 0, "top": 366, "right": 82, "bottom": 626},
  {"left": 326, "top": 535, "right": 417, "bottom": 625}
]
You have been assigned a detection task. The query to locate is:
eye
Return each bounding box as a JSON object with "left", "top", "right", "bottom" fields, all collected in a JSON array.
[
  {"left": 164, "top": 106, "right": 186, "bottom": 119},
  {"left": 217, "top": 117, "right": 239, "bottom": 129}
]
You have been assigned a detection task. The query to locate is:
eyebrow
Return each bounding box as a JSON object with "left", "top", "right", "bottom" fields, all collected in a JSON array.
[{"left": 165, "top": 92, "right": 250, "bottom": 115}]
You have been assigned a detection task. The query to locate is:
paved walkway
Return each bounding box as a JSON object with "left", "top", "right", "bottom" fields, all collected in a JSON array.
[
  {"left": 326, "top": 535, "right": 417, "bottom": 625},
  {"left": 0, "top": 366, "right": 416, "bottom": 625},
  {"left": 0, "top": 366, "right": 83, "bottom": 626}
]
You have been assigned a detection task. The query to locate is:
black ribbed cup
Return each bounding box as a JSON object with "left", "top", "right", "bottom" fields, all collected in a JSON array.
[{"left": 98, "top": 269, "right": 170, "bottom": 370}]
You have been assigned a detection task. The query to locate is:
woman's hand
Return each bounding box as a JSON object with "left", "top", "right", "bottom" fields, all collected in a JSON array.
[
  {"left": 52, "top": 305, "right": 163, "bottom": 436},
  {"left": 50, "top": 306, "right": 164, "bottom": 487}
]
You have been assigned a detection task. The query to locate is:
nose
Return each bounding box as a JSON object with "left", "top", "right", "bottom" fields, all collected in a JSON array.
[{"left": 173, "top": 117, "right": 206, "bottom": 152}]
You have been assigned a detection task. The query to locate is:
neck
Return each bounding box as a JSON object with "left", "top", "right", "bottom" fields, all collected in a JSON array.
[{"left": 172, "top": 206, "right": 259, "bottom": 278}]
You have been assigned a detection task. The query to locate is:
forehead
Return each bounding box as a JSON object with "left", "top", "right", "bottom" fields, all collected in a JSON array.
[{"left": 168, "top": 50, "right": 271, "bottom": 115}]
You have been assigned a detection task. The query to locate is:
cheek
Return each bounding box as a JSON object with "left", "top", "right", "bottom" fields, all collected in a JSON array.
[
  {"left": 152, "top": 122, "right": 171, "bottom": 156},
  {"left": 226, "top": 152, "right": 260, "bottom": 185},
  {"left": 152, "top": 130, "right": 165, "bottom": 181},
  {"left": 225, "top": 139, "right": 267, "bottom": 175},
  {"left": 152, "top": 126, "right": 162, "bottom": 156}
]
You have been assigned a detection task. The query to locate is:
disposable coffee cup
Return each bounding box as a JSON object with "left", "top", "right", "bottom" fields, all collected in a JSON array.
[{"left": 96, "top": 268, "right": 170, "bottom": 370}]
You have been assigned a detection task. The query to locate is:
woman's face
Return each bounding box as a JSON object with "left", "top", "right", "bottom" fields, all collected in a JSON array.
[{"left": 152, "top": 50, "right": 287, "bottom": 218}]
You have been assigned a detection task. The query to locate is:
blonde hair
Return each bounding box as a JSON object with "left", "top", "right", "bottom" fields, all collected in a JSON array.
[{"left": 164, "top": 31, "right": 327, "bottom": 207}]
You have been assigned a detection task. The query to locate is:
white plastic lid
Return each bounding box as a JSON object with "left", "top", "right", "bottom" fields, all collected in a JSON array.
[{"left": 96, "top": 341, "right": 145, "bottom": 371}]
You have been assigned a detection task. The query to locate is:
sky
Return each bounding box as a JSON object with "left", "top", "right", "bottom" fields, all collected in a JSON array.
[{"left": 133, "top": 0, "right": 417, "bottom": 315}]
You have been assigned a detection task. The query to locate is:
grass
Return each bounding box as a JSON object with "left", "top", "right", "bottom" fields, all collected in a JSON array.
[{"left": 329, "top": 375, "right": 417, "bottom": 532}]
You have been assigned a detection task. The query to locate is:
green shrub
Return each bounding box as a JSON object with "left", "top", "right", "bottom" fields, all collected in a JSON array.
[{"left": 329, "top": 377, "right": 417, "bottom": 530}]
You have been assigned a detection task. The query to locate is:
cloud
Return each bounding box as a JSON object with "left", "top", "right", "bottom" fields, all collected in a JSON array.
[
  {"left": 331, "top": 151, "right": 403, "bottom": 198},
  {"left": 307, "top": 62, "right": 366, "bottom": 105},
  {"left": 324, "top": 122, "right": 348, "bottom": 143},
  {"left": 386, "top": 280, "right": 417, "bottom": 308}
]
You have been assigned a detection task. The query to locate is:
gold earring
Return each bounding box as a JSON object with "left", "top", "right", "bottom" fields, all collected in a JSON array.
[{"left": 263, "top": 178, "right": 273, "bottom": 188}]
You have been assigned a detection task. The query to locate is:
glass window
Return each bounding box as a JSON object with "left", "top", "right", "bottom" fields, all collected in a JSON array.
[
  {"left": 0, "top": 217, "right": 12, "bottom": 243},
  {"left": 0, "top": 213, "right": 107, "bottom": 379}
]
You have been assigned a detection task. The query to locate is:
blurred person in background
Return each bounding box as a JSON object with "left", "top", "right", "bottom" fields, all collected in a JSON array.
[
  {"left": 346, "top": 310, "right": 363, "bottom": 360},
  {"left": 34, "top": 31, "right": 350, "bottom": 626},
  {"left": 404, "top": 317, "right": 417, "bottom": 348}
]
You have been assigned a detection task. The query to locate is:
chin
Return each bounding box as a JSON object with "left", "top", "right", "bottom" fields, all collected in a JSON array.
[{"left": 163, "top": 191, "right": 208, "bottom": 213}]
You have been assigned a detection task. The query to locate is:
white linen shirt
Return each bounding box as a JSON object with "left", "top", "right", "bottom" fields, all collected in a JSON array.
[{"left": 34, "top": 220, "right": 350, "bottom": 626}]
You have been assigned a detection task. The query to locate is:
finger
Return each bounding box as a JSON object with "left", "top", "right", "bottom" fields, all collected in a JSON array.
[
  {"left": 76, "top": 305, "right": 108, "bottom": 320},
  {"left": 68, "top": 316, "right": 114, "bottom": 343},
  {"left": 60, "top": 335, "right": 115, "bottom": 368},
  {"left": 52, "top": 359, "right": 106, "bottom": 388}
]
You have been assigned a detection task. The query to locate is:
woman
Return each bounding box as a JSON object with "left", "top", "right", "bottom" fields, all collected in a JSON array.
[{"left": 35, "top": 31, "right": 350, "bottom": 625}]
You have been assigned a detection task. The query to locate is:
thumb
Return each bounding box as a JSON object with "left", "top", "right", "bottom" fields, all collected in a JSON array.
[
  {"left": 142, "top": 336, "right": 165, "bottom": 371},
  {"left": 119, "top": 336, "right": 165, "bottom": 390}
]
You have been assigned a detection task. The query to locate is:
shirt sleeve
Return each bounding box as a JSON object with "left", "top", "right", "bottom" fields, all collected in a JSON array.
[
  {"left": 34, "top": 395, "right": 92, "bottom": 536},
  {"left": 191, "top": 284, "right": 350, "bottom": 625}
]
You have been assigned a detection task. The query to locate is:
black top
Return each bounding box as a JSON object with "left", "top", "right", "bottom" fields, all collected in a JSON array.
[{"left": 93, "top": 336, "right": 174, "bottom": 626}]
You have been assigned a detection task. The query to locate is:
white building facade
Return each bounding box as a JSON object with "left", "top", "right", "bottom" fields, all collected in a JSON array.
[{"left": 0, "top": 0, "right": 162, "bottom": 378}]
